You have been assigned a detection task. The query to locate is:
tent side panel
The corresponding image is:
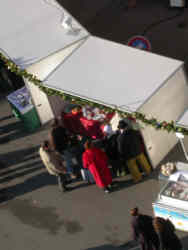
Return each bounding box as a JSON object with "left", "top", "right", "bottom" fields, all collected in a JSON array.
[
  {"left": 139, "top": 66, "right": 188, "bottom": 168},
  {"left": 26, "top": 81, "right": 54, "bottom": 125},
  {"left": 181, "top": 136, "right": 188, "bottom": 160},
  {"left": 48, "top": 95, "right": 67, "bottom": 118}
]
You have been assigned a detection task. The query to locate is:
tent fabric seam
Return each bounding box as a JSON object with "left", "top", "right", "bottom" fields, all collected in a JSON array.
[{"left": 43, "top": 35, "right": 90, "bottom": 82}]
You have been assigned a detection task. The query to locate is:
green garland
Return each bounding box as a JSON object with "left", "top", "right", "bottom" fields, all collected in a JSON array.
[{"left": 1, "top": 52, "right": 188, "bottom": 135}]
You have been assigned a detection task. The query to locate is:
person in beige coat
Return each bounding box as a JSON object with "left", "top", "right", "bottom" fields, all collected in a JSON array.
[{"left": 39, "top": 140, "right": 71, "bottom": 192}]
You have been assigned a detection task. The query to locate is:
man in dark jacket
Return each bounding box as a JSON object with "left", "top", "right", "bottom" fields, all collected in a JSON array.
[
  {"left": 153, "top": 217, "right": 183, "bottom": 250},
  {"left": 117, "top": 120, "right": 151, "bottom": 183},
  {"left": 48, "top": 119, "right": 77, "bottom": 179},
  {"left": 104, "top": 131, "right": 123, "bottom": 177},
  {"left": 48, "top": 118, "right": 69, "bottom": 153},
  {"left": 130, "top": 207, "right": 160, "bottom": 250}
]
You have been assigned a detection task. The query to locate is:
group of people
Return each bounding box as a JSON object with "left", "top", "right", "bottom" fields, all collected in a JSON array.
[
  {"left": 38, "top": 111, "right": 183, "bottom": 248},
  {"left": 39, "top": 110, "right": 152, "bottom": 193},
  {"left": 130, "top": 207, "right": 183, "bottom": 250},
  {"left": 39, "top": 113, "right": 113, "bottom": 193}
]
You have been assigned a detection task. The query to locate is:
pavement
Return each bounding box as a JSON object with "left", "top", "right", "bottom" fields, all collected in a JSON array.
[
  {"left": 0, "top": 97, "right": 188, "bottom": 250},
  {"left": 1, "top": 1, "right": 188, "bottom": 249}
]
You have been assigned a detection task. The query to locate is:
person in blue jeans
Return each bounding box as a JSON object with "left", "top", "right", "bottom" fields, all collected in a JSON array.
[
  {"left": 63, "top": 134, "right": 83, "bottom": 179},
  {"left": 63, "top": 149, "right": 76, "bottom": 179}
]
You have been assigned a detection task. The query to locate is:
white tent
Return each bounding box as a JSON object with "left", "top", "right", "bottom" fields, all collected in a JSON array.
[
  {"left": 43, "top": 36, "right": 183, "bottom": 112},
  {"left": 177, "top": 111, "right": 188, "bottom": 129},
  {"left": 0, "top": 0, "right": 89, "bottom": 68},
  {"left": 1, "top": 0, "right": 188, "bottom": 167},
  {"left": 26, "top": 35, "right": 188, "bottom": 167},
  {"left": 176, "top": 110, "right": 188, "bottom": 162}
]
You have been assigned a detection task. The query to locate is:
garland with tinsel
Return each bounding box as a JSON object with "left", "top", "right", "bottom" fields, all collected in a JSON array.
[{"left": 1, "top": 52, "right": 188, "bottom": 135}]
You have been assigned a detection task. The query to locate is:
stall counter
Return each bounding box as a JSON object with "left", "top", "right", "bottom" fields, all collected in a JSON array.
[{"left": 153, "top": 162, "right": 188, "bottom": 232}]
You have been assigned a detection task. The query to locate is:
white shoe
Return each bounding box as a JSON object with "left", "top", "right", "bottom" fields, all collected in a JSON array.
[{"left": 104, "top": 189, "right": 110, "bottom": 193}]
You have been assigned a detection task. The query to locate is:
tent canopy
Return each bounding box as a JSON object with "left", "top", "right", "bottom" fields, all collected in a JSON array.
[
  {"left": 177, "top": 110, "right": 188, "bottom": 128},
  {"left": 43, "top": 36, "right": 183, "bottom": 112},
  {"left": 0, "top": 0, "right": 88, "bottom": 68},
  {"left": 1, "top": 0, "right": 183, "bottom": 113}
]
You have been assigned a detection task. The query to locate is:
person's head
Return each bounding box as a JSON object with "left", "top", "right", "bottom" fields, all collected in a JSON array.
[
  {"left": 84, "top": 140, "right": 94, "bottom": 150},
  {"left": 118, "top": 120, "right": 128, "bottom": 131},
  {"left": 153, "top": 217, "right": 165, "bottom": 233},
  {"left": 130, "top": 207, "right": 139, "bottom": 216},
  {"left": 51, "top": 118, "right": 59, "bottom": 128},
  {"left": 41, "top": 140, "right": 50, "bottom": 150},
  {"left": 72, "top": 106, "right": 82, "bottom": 114}
]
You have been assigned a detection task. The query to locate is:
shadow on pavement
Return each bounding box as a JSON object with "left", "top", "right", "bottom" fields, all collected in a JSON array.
[
  {"left": 119, "top": 240, "right": 139, "bottom": 249},
  {"left": 0, "top": 120, "right": 22, "bottom": 135},
  {"left": 85, "top": 245, "right": 118, "bottom": 250},
  {"left": 0, "top": 162, "right": 43, "bottom": 184},
  {"left": 0, "top": 127, "right": 34, "bottom": 144},
  {"left": 0, "top": 120, "right": 28, "bottom": 144},
  {"left": 0, "top": 115, "right": 49, "bottom": 145},
  {"left": 71, "top": 177, "right": 147, "bottom": 193},
  {"left": 0, "top": 157, "right": 39, "bottom": 176},
  {"left": 111, "top": 172, "right": 156, "bottom": 193},
  {"left": 0, "top": 119, "right": 49, "bottom": 144},
  {"left": 71, "top": 182, "right": 91, "bottom": 190},
  {"left": 85, "top": 240, "right": 139, "bottom": 250},
  {"left": 0, "top": 145, "right": 40, "bottom": 168},
  {"left": 0, "top": 114, "right": 14, "bottom": 123},
  {"left": 181, "top": 235, "right": 188, "bottom": 249},
  {"left": 0, "top": 172, "right": 57, "bottom": 203},
  {"left": 111, "top": 179, "right": 134, "bottom": 192}
]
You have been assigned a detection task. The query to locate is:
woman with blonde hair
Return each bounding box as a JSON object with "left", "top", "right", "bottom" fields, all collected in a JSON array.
[{"left": 82, "top": 140, "right": 112, "bottom": 193}]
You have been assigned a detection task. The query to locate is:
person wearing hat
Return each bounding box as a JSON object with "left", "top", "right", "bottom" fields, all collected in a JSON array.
[
  {"left": 130, "top": 207, "right": 159, "bottom": 250},
  {"left": 117, "top": 120, "right": 151, "bottom": 183}
]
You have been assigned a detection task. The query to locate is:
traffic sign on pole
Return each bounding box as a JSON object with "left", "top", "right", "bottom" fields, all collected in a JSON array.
[{"left": 127, "top": 36, "right": 151, "bottom": 51}]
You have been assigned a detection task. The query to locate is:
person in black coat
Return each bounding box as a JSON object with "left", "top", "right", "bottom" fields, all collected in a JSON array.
[
  {"left": 48, "top": 118, "right": 69, "bottom": 153},
  {"left": 117, "top": 120, "right": 151, "bottom": 183},
  {"left": 104, "top": 131, "right": 122, "bottom": 177},
  {"left": 130, "top": 207, "right": 160, "bottom": 250},
  {"left": 153, "top": 217, "right": 183, "bottom": 250},
  {"left": 48, "top": 118, "right": 77, "bottom": 179}
]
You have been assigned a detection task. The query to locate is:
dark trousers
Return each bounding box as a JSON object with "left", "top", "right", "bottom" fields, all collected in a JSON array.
[
  {"left": 116, "top": 159, "right": 129, "bottom": 176},
  {"left": 108, "top": 159, "right": 128, "bottom": 177},
  {"left": 57, "top": 173, "right": 67, "bottom": 191}
]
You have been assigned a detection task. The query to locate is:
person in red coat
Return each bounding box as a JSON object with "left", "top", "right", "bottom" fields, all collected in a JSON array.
[{"left": 82, "top": 141, "right": 112, "bottom": 193}]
